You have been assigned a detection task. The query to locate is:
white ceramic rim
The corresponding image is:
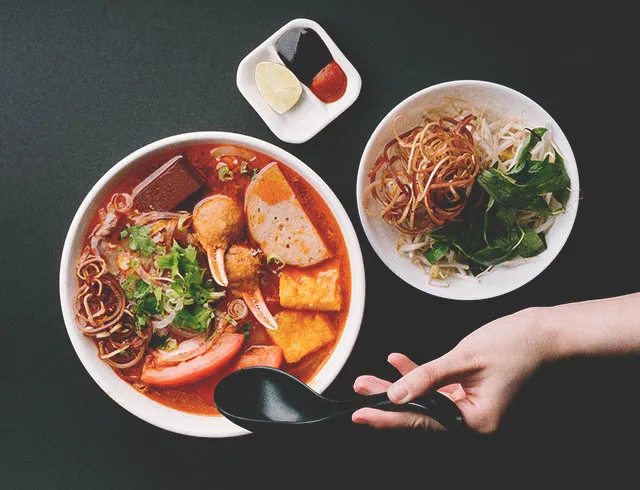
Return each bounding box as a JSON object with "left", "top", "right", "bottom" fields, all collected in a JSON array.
[
  {"left": 356, "top": 80, "right": 579, "bottom": 300},
  {"left": 60, "top": 132, "right": 366, "bottom": 437}
]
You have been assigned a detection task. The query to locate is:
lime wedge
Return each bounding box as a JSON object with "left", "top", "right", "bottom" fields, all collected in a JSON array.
[{"left": 255, "top": 61, "right": 303, "bottom": 114}]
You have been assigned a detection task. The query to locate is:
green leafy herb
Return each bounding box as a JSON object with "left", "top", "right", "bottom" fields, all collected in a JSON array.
[
  {"left": 149, "top": 333, "right": 167, "bottom": 349},
  {"left": 124, "top": 225, "right": 159, "bottom": 257},
  {"left": 508, "top": 127, "right": 547, "bottom": 175},
  {"left": 149, "top": 335, "right": 178, "bottom": 351},
  {"left": 133, "top": 278, "right": 152, "bottom": 300},
  {"left": 120, "top": 228, "right": 129, "bottom": 239},
  {"left": 424, "top": 242, "right": 450, "bottom": 265},
  {"left": 250, "top": 168, "right": 260, "bottom": 180},
  {"left": 122, "top": 274, "right": 140, "bottom": 300},
  {"left": 241, "top": 322, "right": 253, "bottom": 340},
  {"left": 156, "top": 241, "right": 200, "bottom": 279},
  {"left": 122, "top": 274, "right": 162, "bottom": 328},
  {"left": 174, "top": 306, "right": 214, "bottom": 333},
  {"left": 470, "top": 205, "right": 525, "bottom": 266},
  {"left": 549, "top": 151, "right": 570, "bottom": 206},
  {"left": 477, "top": 169, "right": 552, "bottom": 214},
  {"left": 515, "top": 228, "right": 547, "bottom": 258}
]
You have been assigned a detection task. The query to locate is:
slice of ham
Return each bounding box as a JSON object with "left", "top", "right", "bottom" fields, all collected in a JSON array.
[{"left": 245, "top": 163, "right": 329, "bottom": 267}]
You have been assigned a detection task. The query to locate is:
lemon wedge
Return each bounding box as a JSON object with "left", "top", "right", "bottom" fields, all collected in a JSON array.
[{"left": 255, "top": 61, "right": 303, "bottom": 114}]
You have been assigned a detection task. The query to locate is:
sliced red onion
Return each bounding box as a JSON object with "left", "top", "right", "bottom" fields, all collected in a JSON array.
[
  {"left": 132, "top": 211, "right": 188, "bottom": 226},
  {"left": 152, "top": 334, "right": 214, "bottom": 366},
  {"left": 151, "top": 310, "right": 176, "bottom": 331},
  {"left": 210, "top": 146, "right": 256, "bottom": 162}
]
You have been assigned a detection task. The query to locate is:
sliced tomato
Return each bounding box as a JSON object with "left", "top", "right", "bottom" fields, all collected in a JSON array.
[
  {"left": 141, "top": 333, "right": 244, "bottom": 387},
  {"left": 231, "top": 345, "right": 283, "bottom": 371}
]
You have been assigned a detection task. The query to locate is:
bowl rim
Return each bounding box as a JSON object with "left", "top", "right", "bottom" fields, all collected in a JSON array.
[
  {"left": 59, "top": 131, "right": 366, "bottom": 437},
  {"left": 356, "top": 79, "right": 579, "bottom": 300}
]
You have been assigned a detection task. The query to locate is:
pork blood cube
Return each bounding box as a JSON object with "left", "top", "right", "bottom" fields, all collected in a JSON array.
[{"left": 132, "top": 155, "right": 203, "bottom": 211}]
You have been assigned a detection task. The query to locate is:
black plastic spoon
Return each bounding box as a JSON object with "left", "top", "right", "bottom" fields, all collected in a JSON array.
[{"left": 214, "top": 367, "right": 464, "bottom": 433}]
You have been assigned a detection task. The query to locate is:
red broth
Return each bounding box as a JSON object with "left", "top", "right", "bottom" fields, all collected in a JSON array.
[{"left": 81, "top": 144, "right": 351, "bottom": 415}]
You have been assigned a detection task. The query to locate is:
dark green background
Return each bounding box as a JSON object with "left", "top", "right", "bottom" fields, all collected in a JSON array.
[{"left": 2, "top": 1, "right": 638, "bottom": 488}]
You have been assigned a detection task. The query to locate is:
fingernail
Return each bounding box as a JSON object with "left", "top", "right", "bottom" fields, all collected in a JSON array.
[{"left": 388, "top": 383, "right": 408, "bottom": 402}]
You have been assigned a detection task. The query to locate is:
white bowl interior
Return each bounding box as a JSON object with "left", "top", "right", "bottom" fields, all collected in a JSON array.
[
  {"left": 60, "top": 132, "right": 365, "bottom": 437},
  {"left": 357, "top": 81, "right": 579, "bottom": 300}
]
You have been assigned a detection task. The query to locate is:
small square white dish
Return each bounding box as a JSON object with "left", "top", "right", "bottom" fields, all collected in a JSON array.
[{"left": 236, "top": 18, "right": 362, "bottom": 144}]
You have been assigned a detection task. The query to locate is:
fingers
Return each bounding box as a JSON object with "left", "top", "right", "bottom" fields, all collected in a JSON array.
[
  {"left": 353, "top": 375, "right": 391, "bottom": 395},
  {"left": 353, "top": 352, "right": 419, "bottom": 396},
  {"left": 387, "top": 353, "right": 418, "bottom": 375},
  {"left": 387, "top": 353, "right": 463, "bottom": 404},
  {"left": 352, "top": 407, "right": 445, "bottom": 431},
  {"left": 437, "top": 383, "right": 466, "bottom": 402}
]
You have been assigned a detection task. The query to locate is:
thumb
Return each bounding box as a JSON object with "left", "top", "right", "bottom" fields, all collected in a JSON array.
[{"left": 387, "top": 352, "right": 464, "bottom": 404}]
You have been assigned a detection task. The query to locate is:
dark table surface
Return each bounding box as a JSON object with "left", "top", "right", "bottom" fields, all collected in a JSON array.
[{"left": 2, "top": 1, "right": 639, "bottom": 488}]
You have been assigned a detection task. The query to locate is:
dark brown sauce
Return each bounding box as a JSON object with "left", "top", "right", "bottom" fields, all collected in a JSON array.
[{"left": 83, "top": 144, "right": 351, "bottom": 416}]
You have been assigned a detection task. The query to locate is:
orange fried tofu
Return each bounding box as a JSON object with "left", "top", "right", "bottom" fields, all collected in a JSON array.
[
  {"left": 279, "top": 259, "right": 341, "bottom": 311},
  {"left": 269, "top": 310, "right": 336, "bottom": 364}
]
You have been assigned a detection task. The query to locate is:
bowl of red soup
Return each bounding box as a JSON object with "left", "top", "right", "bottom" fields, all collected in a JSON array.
[{"left": 60, "top": 132, "right": 365, "bottom": 437}]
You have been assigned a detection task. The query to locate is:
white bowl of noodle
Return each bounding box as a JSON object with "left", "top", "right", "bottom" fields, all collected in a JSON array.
[
  {"left": 60, "top": 132, "right": 365, "bottom": 437},
  {"left": 357, "top": 80, "right": 579, "bottom": 300}
]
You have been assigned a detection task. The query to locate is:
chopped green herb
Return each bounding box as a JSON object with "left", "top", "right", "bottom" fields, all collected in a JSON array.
[
  {"left": 122, "top": 274, "right": 162, "bottom": 327},
  {"left": 135, "top": 313, "right": 148, "bottom": 329},
  {"left": 149, "top": 335, "right": 178, "bottom": 351},
  {"left": 133, "top": 278, "right": 152, "bottom": 300},
  {"left": 250, "top": 168, "right": 260, "bottom": 180},
  {"left": 174, "top": 306, "right": 214, "bottom": 333},
  {"left": 156, "top": 241, "right": 200, "bottom": 279},
  {"left": 123, "top": 225, "right": 159, "bottom": 257},
  {"left": 218, "top": 165, "right": 233, "bottom": 181},
  {"left": 225, "top": 314, "right": 238, "bottom": 327},
  {"left": 241, "top": 322, "right": 253, "bottom": 340},
  {"left": 149, "top": 333, "right": 167, "bottom": 349},
  {"left": 120, "top": 228, "right": 129, "bottom": 239},
  {"left": 266, "top": 254, "right": 285, "bottom": 272},
  {"left": 122, "top": 274, "right": 140, "bottom": 300}
]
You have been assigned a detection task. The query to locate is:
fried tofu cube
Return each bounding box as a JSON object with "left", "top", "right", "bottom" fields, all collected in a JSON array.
[
  {"left": 269, "top": 310, "right": 336, "bottom": 364},
  {"left": 279, "top": 259, "right": 342, "bottom": 311}
]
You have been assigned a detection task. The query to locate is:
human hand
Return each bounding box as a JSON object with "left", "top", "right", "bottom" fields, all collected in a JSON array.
[{"left": 352, "top": 308, "right": 552, "bottom": 433}]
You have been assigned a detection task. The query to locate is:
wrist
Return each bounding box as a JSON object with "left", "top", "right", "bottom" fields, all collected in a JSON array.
[{"left": 517, "top": 306, "right": 565, "bottom": 365}]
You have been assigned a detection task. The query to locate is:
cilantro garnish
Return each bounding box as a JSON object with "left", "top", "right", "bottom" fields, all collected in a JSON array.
[
  {"left": 122, "top": 225, "right": 161, "bottom": 257},
  {"left": 173, "top": 306, "right": 214, "bottom": 333}
]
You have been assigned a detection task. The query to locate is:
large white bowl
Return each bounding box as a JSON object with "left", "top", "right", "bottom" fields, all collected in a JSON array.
[
  {"left": 60, "top": 132, "right": 365, "bottom": 437},
  {"left": 356, "top": 80, "right": 579, "bottom": 300}
]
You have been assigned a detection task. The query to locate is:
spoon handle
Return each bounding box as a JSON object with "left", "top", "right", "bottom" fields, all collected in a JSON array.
[{"left": 356, "top": 392, "right": 465, "bottom": 431}]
